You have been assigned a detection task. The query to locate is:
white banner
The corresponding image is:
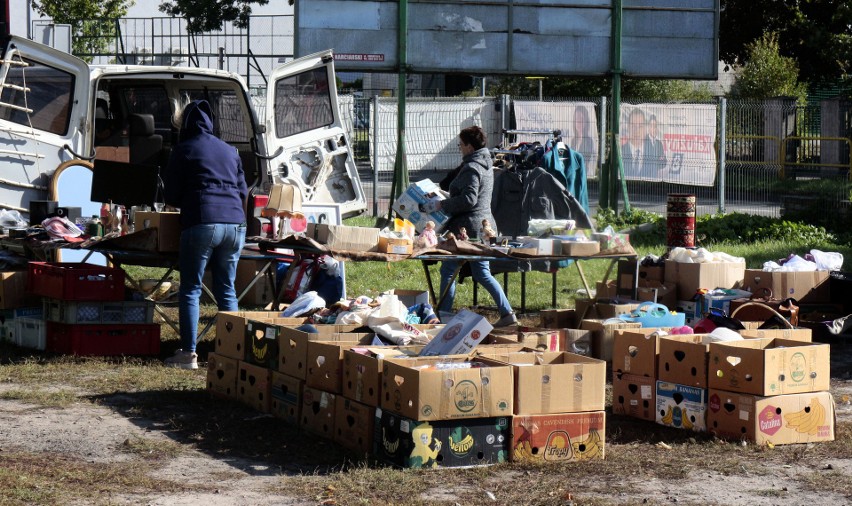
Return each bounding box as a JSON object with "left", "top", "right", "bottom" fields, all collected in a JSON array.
[
  {"left": 619, "top": 103, "right": 717, "bottom": 186},
  {"left": 512, "top": 101, "right": 600, "bottom": 177}
]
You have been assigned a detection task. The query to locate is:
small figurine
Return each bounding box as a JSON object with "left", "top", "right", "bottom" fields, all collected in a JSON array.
[
  {"left": 458, "top": 226, "right": 469, "bottom": 241},
  {"left": 415, "top": 220, "right": 438, "bottom": 248},
  {"left": 481, "top": 219, "right": 497, "bottom": 244}
]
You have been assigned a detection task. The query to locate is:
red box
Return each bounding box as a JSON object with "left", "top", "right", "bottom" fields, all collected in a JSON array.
[
  {"left": 28, "top": 262, "right": 125, "bottom": 301},
  {"left": 45, "top": 322, "right": 160, "bottom": 356}
]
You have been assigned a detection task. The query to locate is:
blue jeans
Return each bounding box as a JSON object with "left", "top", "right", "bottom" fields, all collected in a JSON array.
[
  {"left": 178, "top": 223, "right": 246, "bottom": 352},
  {"left": 438, "top": 260, "right": 513, "bottom": 317}
]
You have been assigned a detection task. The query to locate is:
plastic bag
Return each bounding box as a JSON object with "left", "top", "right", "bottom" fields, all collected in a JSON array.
[{"left": 0, "top": 209, "right": 28, "bottom": 229}]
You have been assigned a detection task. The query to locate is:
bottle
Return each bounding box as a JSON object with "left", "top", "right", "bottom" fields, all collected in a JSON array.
[
  {"left": 100, "top": 202, "right": 111, "bottom": 233},
  {"left": 86, "top": 215, "right": 103, "bottom": 237}
]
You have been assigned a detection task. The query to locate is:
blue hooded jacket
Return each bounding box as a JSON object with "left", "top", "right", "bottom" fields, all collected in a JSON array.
[{"left": 164, "top": 100, "right": 247, "bottom": 229}]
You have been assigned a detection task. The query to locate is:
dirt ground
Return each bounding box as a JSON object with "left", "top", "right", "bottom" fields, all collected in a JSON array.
[{"left": 1, "top": 340, "right": 851, "bottom": 506}]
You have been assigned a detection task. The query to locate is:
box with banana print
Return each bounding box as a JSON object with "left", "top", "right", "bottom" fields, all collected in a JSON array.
[
  {"left": 511, "top": 411, "right": 606, "bottom": 463},
  {"left": 706, "top": 389, "right": 835, "bottom": 445},
  {"left": 655, "top": 381, "right": 707, "bottom": 432}
]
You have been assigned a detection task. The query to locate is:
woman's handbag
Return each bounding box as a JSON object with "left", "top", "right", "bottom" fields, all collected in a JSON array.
[{"left": 617, "top": 301, "right": 686, "bottom": 328}]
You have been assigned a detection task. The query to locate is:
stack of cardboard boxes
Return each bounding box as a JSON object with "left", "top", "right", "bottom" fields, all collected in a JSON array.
[
  {"left": 207, "top": 307, "right": 611, "bottom": 468},
  {"left": 611, "top": 326, "right": 836, "bottom": 445}
]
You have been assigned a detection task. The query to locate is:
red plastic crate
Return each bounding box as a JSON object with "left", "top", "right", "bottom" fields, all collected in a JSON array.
[
  {"left": 28, "top": 262, "right": 125, "bottom": 301},
  {"left": 45, "top": 322, "right": 160, "bottom": 356}
]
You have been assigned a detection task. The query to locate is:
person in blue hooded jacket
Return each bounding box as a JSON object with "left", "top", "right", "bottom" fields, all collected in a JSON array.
[{"left": 163, "top": 99, "right": 247, "bottom": 369}]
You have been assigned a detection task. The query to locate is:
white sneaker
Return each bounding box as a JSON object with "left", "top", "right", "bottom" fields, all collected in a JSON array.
[
  {"left": 494, "top": 312, "right": 518, "bottom": 327},
  {"left": 164, "top": 349, "right": 198, "bottom": 370}
]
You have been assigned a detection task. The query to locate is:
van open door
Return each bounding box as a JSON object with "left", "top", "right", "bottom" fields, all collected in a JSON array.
[
  {"left": 0, "top": 35, "right": 91, "bottom": 215},
  {"left": 264, "top": 49, "right": 366, "bottom": 217}
]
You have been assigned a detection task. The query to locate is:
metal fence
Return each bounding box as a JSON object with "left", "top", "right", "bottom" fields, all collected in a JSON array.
[{"left": 330, "top": 95, "right": 852, "bottom": 221}]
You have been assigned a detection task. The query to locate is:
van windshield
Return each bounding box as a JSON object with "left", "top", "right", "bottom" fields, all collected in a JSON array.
[{"left": 273, "top": 67, "right": 334, "bottom": 138}]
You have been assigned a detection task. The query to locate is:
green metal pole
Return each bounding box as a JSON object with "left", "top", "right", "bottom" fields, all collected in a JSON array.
[
  {"left": 387, "top": 0, "right": 410, "bottom": 223},
  {"left": 605, "top": 0, "right": 630, "bottom": 213}
]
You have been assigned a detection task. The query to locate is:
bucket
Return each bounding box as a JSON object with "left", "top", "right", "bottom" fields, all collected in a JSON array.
[{"left": 666, "top": 194, "right": 696, "bottom": 248}]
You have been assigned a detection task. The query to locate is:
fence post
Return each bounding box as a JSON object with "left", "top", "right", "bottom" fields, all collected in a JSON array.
[
  {"left": 372, "top": 95, "right": 380, "bottom": 218},
  {"left": 599, "top": 95, "right": 607, "bottom": 187},
  {"left": 501, "top": 94, "right": 511, "bottom": 145},
  {"left": 718, "top": 97, "right": 727, "bottom": 214}
]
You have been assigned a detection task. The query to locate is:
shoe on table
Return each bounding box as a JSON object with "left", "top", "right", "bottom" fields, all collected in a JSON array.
[
  {"left": 164, "top": 349, "right": 198, "bottom": 370},
  {"left": 494, "top": 312, "right": 518, "bottom": 327}
]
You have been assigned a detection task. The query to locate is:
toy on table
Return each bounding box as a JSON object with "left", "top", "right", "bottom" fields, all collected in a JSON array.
[
  {"left": 458, "top": 227, "right": 469, "bottom": 241},
  {"left": 481, "top": 219, "right": 497, "bottom": 244},
  {"left": 415, "top": 220, "right": 438, "bottom": 248}
]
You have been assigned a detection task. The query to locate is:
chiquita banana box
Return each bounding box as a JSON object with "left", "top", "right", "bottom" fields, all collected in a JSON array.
[
  {"left": 707, "top": 389, "right": 835, "bottom": 445},
  {"left": 511, "top": 411, "right": 606, "bottom": 463},
  {"left": 655, "top": 381, "right": 708, "bottom": 432}
]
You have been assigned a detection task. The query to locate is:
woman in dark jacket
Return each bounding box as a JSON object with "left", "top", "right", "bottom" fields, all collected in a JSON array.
[
  {"left": 163, "top": 99, "right": 247, "bottom": 369},
  {"left": 423, "top": 125, "right": 516, "bottom": 327}
]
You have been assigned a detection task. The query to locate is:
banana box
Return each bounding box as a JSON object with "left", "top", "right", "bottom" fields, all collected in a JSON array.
[
  {"left": 215, "top": 311, "right": 306, "bottom": 360},
  {"left": 373, "top": 407, "right": 511, "bottom": 468},
  {"left": 613, "top": 328, "right": 668, "bottom": 378},
  {"left": 270, "top": 371, "right": 302, "bottom": 426},
  {"left": 612, "top": 372, "right": 656, "bottom": 421},
  {"left": 658, "top": 334, "right": 711, "bottom": 388},
  {"left": 237, "top": 361, "right": 272, "bottom": 413},
  {"left": 300, "top": 386, "right": 336, "bottom": 438},
  {"left": 342, "top": 346, "right": 423, "bottom": 407},
  {"left": 707, "top": 389, "right": 835, "bottom": 445},
  {"left": 206, "top": 352, "right": 239, "bottom": 399},
  {"left": 708, "top": 338, "right": 830, "bottom": 396},
  {"left": 655, "top": 381, "right": 707, "bottom": 432},
  {"left": 511, "top": 411, "right": 606, "bottom": 463},
  {"left": 334, "top": 397, "right": 375, "bottom": 455}
]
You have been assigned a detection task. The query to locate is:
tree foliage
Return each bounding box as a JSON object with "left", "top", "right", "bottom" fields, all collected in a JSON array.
[
  {"left": 31, "top": 0, "right": 133, "bottom": 62},
  {"left": 728, "top": 32, "right": 807, "bottom": 100},
  {"left": 159, "top": 0, "right": 273, "bottom": 33},
  {"left": 720, "top": 0, "right": 852, "bottom": 84}
]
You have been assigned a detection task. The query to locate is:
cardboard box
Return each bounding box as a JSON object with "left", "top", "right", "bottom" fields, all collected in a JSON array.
[
  {"left": 612, "top": 372, "right": 656, "bottom": 421},
  {"left": 561, "top": 241, "right": 600, "bottom": 256},
  {"left": 381, "top": 356, "right": 514, "bottom": 421},
  {"left": 639, "top": 264, "right": 664, "bottom": 283},
  {"left": 307, "top": 223, "right": 380, "bottom": 252},
  {"left": 387, "top": 289, "right": 429, "bottom": 308},
  {"left": 708, "top": 338, "right": 830, "bottom": 396},
  {"left": 266, "top": 183, "right": 302, "bottom": 213},
  {"left": 342, "top": 346, "right": 422, "bottom": 406},
  {"left": 576, "top": 300, "right": 641, "bottom": 320},
  {"left": 613, "top": 328, "right": 665, "bottom": 377},
  {"left": 511, "top": 411, "right": 606, "bottom": 463},
  {"left": 707, "top": 389, "right": 835, "bottom": 445},
  {"left": 664, "top": 259, "right": 746, "bottom": 300},
  {"left": 579, "top": 319, "right": 642, "bottom": 362},
  {"left": 306, "top": 340, "right": 367, "bottom": 394},
  {"left": 391, "top": 179, "right": 451, "bottom": 232},
  {"left": 658, "top": 334, "right": 711, "bottom": 388},
  {"left": 512, "top": 237, "right": 559, "bottom": 256},
  {"left": 378, "top": 236, "right": 413, "bottom": 255},
  {"left": 245, "top": 319, "right": 281, "bottom": 369},
  {"left": 373, "top": 408, "right": 511, "bottom": 468},
  {"left": 334, "top": 397, "right": 375, "bottom": 455},
  {"left": 655, "top": 381, "right": 707, "bottom": 432},
  {"left": 481, "top": 352, "right": 606, "bottom": 414},
  {"left": 237, "top": 361, "right": 272, "bottom": 413},
  {"left": 539, "top": 309, "right": 576, "bottom": 329},
  {"left": 489, "top": 326, "right": 561, "bottom": 352},
  {"left": 276, "top": 323, "right": 367, "bottom": 379},
  {"left": 233, "top": 259, "right": 276, "bottom": 306},
  {"left": 562, "top": 329, "right": 593, "bottom": 356},
  {"left": 739, "top": 328, "right": 812, "bottom": 343},
  {"left": 133, "top": 211, "right": 181, "bottom": 252},
  {"left": 0, "top": 271, "right": 39, "bottom": 309},
  {"left": 206, "top": 352, "right": 239, "bottom": 399},
  {"left": 270, "top": 371, "right": 302, "bottom": 426},
  {"left": 300, "top": 386, "right": 336, "bottom": 438},
  {"left": 418, "top": 309, "right": 492, "bottom": 357},
  {"left": 742, "top": 269, "right": 830, "bottom": 304},
  {"left": 637, "top": 280, "right": 677, "bottom": 309},
  {"left": 215, "top": 311, "right": 305, "bottom": 361}
]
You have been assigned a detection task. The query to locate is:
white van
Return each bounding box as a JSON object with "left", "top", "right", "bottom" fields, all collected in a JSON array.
[{"left": 0, "top": 35, "right": 366, "bottom": 230}]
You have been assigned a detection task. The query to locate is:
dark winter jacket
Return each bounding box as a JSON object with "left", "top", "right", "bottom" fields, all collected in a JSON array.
[
  {"left": 440, "top": 147, "right": 495, "bottom": 240},
  {"left": 164, "top": 100, "right": 247, "bottom": 229},
  {"left": 491, "top": 166, "right": 594, "bottom": 238}
]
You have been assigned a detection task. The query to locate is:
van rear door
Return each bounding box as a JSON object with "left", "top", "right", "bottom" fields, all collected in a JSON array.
[
  {"left": 0, "top": 35, "right": 91, "bottom": 214},
  {"left": 264, "top": 49, "right": 366, "bottom": 217}
]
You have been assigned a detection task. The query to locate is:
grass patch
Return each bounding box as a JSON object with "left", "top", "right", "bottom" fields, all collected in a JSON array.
[
  {"left": 0, "top": 451, "right": 197, "bottom": 505},
  {"left": 120, "top": 435, "right": 185, "bottom": 460},
  {"left": 0, "top": 388, "right": 79, "bottom": 408}
]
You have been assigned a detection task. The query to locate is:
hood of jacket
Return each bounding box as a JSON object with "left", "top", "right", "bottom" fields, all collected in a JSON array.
[{"left": 180, "top": 100, "right": 214, "bottom": 141}]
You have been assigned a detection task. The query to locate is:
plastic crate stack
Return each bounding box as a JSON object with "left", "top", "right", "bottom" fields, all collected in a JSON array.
[
  {"left": 0, "top": 271, "right": 43, "bottom": 349},
  {"left": 27, "top": 262, "right": 160, "bottom": 356}
]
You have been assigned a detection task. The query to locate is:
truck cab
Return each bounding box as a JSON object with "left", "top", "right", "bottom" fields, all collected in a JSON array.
[{"left": 0, "top": 35, "right": 366, "bottom": 229}]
